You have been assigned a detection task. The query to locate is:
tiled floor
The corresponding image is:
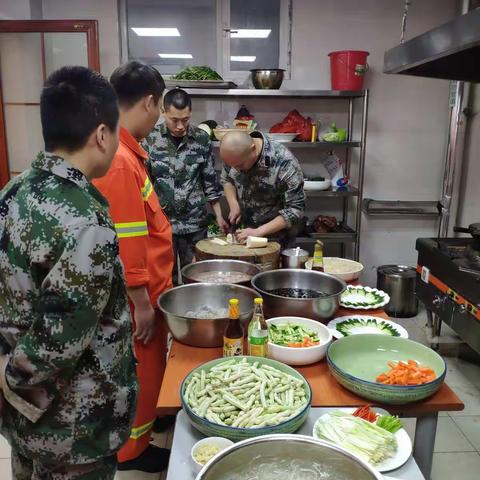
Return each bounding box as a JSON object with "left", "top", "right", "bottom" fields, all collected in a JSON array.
[{"left": 0, "top": 309, "right": 479, "bottom": 480}]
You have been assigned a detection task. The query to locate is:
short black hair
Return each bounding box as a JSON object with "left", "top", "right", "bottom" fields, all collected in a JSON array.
[
  {"left": 41, "top": 66, "right": 119, "bottom": 153},
  {"left": 163, "top": 88, "right": 192, "bottom": 111},
  {"left": 110, "top": 61, "right": 165, "bottom": 108}
]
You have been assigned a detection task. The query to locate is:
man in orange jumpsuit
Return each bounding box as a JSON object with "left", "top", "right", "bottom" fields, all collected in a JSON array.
[{"left": 94, "top": 61, "right": 173, "bottom": 473}]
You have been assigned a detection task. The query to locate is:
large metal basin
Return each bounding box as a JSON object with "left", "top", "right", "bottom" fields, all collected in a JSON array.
[
  {"left": 181, "top": 260, "right": 261, "bottom": 287},
  {"left": 158, "top": 283, "right": 259, "bottom": 347},
  {"left": 196, "top": 434, "right": 382, "bottom": 479},
  {"left": 251, "top": 269, "right": 346, "bottom": 322}
]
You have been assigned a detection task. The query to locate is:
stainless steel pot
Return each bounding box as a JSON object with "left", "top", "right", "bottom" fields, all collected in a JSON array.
[
  {"left": 250, "top": 69, "right": 285, "bottom": 89},
  {"left": 281, "top": 247, "right": 309, "bottom": 269},
  {"left": 158, "top": 283, "right": 259, "bottom": 347},
  {"left": 196, "top": 434, "right": 383, "bottom": 479},
  {"left": 251, "top": 269, "right": 346, "bottom": 322},
  {"left": 181, "top": 259, "right": 261, "bottom": 287},
  {"left": 377, "top": 265, "right": 418, "bottom": 318}
]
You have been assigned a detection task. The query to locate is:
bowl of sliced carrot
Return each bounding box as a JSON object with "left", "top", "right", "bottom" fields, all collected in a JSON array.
[
  {"left": 327, "top": 334, "right": 446, "bottom": 404},
  {"left": 267, "top": 316, "right": 333, "bottom": 366}
]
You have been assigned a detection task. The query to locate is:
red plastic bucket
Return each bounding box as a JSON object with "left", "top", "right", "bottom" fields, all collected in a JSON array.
[{"left": 329, "top": 50, "right": 369, "bottom": 90}]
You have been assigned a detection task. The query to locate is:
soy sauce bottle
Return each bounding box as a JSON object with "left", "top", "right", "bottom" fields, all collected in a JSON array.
[{"left": 223, "top": 298, "right": 244, "bottom": 357}]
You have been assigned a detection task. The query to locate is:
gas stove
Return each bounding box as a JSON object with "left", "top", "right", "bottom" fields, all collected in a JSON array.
[{"left": 416, "top": 237, "right": 480, "bottom": 353}]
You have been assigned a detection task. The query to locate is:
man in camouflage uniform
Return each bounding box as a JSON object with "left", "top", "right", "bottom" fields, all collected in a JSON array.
[
  {"left": 219, "top": 130, "right": 305, "bottom": 247},
  {"left": 0, "top": 67, "right": 137, "bottom": 479},
  {"left": 144, "top": 89, "right": 227, "bottom": 283}
]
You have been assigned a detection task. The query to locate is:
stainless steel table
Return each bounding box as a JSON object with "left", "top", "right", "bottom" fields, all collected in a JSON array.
[{"left": 167, "top": 408, "right": 425, "bottom": 480}]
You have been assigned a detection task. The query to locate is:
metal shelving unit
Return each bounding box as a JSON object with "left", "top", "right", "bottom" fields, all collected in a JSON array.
[{"left": 189, "top": 89, "right": 369, "bottom": 261}]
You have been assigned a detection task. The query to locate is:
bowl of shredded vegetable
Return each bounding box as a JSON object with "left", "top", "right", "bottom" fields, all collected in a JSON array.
[
  {"left": 191, "top": 437, "right": 234, "bottom": 474},
  {"left": 267, "top": 316, "right": 332, "bottom": 366},
  {"left": 327, "top": 334, "right": 446, "bottom": 404},
  {"left": 181, "top": 356, "right": 312, "bottom": 441}
]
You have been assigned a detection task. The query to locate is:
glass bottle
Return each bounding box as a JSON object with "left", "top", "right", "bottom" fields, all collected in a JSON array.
[
  {"left": 247, "top": 298, "right": 268, "bottom": 357},
  {"left": 312, "top": 240, "right": 325, "bottom": 272},
  {"left": 223, "top": 298, "right": 244, "bottom": 357}
]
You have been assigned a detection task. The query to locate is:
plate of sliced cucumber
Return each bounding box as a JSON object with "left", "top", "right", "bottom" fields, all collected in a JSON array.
[
  {"left": 327, "top": 315, "right": 408, "bottom": 339},
  {"left": 340, "top": 285, "right": 390, "bottom": 310}
]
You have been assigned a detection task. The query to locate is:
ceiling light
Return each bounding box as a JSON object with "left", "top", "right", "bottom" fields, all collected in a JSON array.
[
  {"left": 230, "top": 29, "right": 271, "bottom": 38},
  {"left": 230, "top": 56, "right": 256, "bottom": 62},
  {"left": 131, "top": 27, "right": 180, "bottom": 37},
  {"left": 158, "top": 53, "right": 193, "bottom": 59}
]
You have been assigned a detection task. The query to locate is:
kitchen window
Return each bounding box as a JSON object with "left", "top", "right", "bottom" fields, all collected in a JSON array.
[{"left": 119, "top": 0, "right": 292, "bottom": 81}]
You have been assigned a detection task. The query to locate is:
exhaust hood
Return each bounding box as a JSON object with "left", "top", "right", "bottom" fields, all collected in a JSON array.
[{"left": 383, "top": 8, "right": 480, "bottom": 82}]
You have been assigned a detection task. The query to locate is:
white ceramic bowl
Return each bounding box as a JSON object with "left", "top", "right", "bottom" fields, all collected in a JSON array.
[
  {"left": 267, "top": 316, "right": 333, "bottom": 366},
  {"left": 191, "top": 437, "right": 234, "bottom": 474},
  {"left": 304, "top": 179, "right": 331, "bottom": 191},
  {"left": 305, "top": 257, "right": 364, "bottom": 282},
  {"left": 213, "top": 128, "right": 254, "bottom": 141},
  {"left": 268, "top": 132, "right": 298, "bottom": 142}
]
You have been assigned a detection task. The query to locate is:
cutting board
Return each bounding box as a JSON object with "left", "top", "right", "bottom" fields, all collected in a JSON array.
[{"left": 195, "top": 238, "right": 281, "bottom": 270}]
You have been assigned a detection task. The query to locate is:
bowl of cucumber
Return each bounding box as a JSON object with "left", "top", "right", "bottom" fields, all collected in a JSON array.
[{"left": 181, "top": 356, "right": 312, "bottom": 441}]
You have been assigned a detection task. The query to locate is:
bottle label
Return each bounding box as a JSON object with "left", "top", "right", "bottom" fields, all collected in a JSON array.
[
  {"left": 223, "top": 337, "right": 243, "bottom": 357},
  {"left": 248, "top": 330, "right": 268, "bottom": 357},
  {"left": 248, "top": 343, "right": 268, "bottom": 357}
]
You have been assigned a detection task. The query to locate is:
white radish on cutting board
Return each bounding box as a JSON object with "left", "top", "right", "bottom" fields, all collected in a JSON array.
[{"left": 246, "top": 236, "right": 268, "bottom": 249}]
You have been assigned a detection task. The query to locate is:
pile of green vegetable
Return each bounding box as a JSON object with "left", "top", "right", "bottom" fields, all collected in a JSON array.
[
  {"left": 173, "top": 65, "right": 223, "bottom": 81},
  {"left": 183, "top": 358, "right": 309, "bottom": 428},
  {"left": 315, "top": 410, "right": 398, "bottom": 465},
  {"left": 322, "top": 123, "right": 347, "bottom": 143},
  {"left": 268, "top": 323, "right": 320, "bottom": 347}
]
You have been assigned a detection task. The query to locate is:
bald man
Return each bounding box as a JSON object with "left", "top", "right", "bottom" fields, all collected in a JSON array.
[{"left": 219, "top": 130, "right": 305, "bottom": 247}]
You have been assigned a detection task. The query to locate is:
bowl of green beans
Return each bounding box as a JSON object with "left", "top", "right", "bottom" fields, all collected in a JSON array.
[{"left": 181, "top": 356, "right": 312, "bottom": 441}]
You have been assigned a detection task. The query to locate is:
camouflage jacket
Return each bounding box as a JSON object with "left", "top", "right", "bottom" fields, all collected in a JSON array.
[
  {"left": 220, "top": 132, "right": 305, "bottom": 229},
  {"left": 143, "top": 123, "right": 221, "bottom": 235},
  {"left": 0, "top": 152, "right": 137, "bottom": 464}
]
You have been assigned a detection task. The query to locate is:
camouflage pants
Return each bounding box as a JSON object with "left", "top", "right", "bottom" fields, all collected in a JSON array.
[
  {"left": 12, "top": 451, "right": 117, "bottom": 480},
  {"left": 173, "top": 228, "right": 207, "bottom": 285}
]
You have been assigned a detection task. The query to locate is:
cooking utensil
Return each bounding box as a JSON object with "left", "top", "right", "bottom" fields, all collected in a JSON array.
[
  {"left": 195, "top": 434, "right": 383, "bottom": 480},
  {"left": 327, "top": 334, "right": 446, "bottom": 404},
  {"left": 281, "top": 247, "right": 309, "bottom": 269},
  {"left": 251, "top": 269, "right": 346, "bottom": 321},
  {"left": 157, "top": 283, "right": 258, "bottom": 347},
  {"left": 454, "top": 222, "right": 480, "bottom": 240},
  {"left": 266, "top": 316, "right": 333, "bottom": 365},
  {"left": 250, "top": 69, "right": 285, "bottom": 89},
  {"left": 182, "top": 356, "right": 311, "bottom": 441},
  {"left": 181, "top": 259, "right": 260, "bottom": 287}
]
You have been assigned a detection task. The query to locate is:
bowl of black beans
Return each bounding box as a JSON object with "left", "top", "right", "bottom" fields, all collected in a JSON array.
[{"left": 251, "top": 269, "right": 347, "bottom": 322}]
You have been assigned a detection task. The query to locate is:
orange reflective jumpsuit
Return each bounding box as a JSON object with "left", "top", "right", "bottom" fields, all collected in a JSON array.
[{"left": 94, "top": 127, "right": 174, "bottom": 462}]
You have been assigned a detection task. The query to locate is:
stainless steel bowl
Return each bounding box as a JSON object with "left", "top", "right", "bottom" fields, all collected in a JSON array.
[
  {"left": 196, "top": 434, "right": 382, "bottom": 479},
  {"left": 251, "top": 269, "right": 346, "bottom": 322},
  {"left": 158, "top": 283, "right": 259, "bottom": 347},
  {"left": 250, "top": 69, "right": 285, "bottom": 89},
  {"left": 181, "top": 260, "right": 261, "bottom": 287},
  {"left": 281, "top": 247, "right": 309, "bottom": 269}
]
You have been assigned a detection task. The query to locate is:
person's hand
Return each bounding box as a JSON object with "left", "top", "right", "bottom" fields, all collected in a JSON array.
[
  {"left": 134, "top": 304, "right": 156, "bottom": 345},
  {"left": 235, "top": 227, "right": 260, "bottom": 243},
  {"left": 216, "top": 216, "right": 230, "bottom": 235},
  {"left": 228, "top": 203, "right": 242, "bottom": 226}
]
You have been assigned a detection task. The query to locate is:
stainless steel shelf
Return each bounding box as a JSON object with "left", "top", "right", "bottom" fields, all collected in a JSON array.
[
  {"left": 308, "top": 224, "right": 357, "bottom": 243},
  {"left": 305, "top": 186, "right": 359, "bottom": 197},
  {"left": 186, "top": 89, "right": 366, "bottom": 98},
  {"left": 212, "top": 141, "right": 361, "bottom": 149}
]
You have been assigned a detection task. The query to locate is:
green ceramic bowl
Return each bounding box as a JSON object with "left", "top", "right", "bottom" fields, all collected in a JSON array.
[
  {"left": 327, "top": 334, "right": 446, "bottom": 404},
  {"left": 181, "top": 356, "right": 312, "bottom": 441}
]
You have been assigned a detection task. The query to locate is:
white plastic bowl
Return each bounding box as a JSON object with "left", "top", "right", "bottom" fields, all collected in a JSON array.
[
  {"left": 191, "top": 437, "right": 234, "bottom": 474},
  {"left": 305, "top": 257, "right": 364, "bottom": 282},
  {"left": 268, "top": 133, "right": 298, "bottom": 143},
  {"left": 304, "top": 179, "right": 331, "bottom": 191},
  {"left": 267, "top": 316, "right": 333, "bottom": 366}
]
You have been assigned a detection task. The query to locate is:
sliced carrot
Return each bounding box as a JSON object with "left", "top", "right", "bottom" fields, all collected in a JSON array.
[{"left": 376, "top": 359, "right": 436, "bottom": 385}]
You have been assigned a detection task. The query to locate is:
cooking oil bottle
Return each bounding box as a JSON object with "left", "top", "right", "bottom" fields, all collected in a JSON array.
[
  {"left": 247, "top": 298, "right": 268, "bottom": 357},
  {"left": 312, "top": 240, "right": 325, "bottom": 272},
  {"left": 223, "top": 298, "right": 244, "bottom": 357}
]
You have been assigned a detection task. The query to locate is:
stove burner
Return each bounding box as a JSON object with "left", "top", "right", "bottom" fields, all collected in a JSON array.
[{"left": 466, "top": 244, "right": 480, "bottom": 265}]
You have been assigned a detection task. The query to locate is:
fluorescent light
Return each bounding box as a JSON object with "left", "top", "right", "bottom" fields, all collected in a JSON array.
[
  {"left": 231, "top": 29, "right": 271, "bottom": 38},
  {"left": 131, "top": 27, "right": 180, "bottom": 37},
  {"left": 158, "top": 53, "right": 193, "bottom": 59},
  {"left": 230, "top": 56, "right": 256, "bottom": 62}
]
